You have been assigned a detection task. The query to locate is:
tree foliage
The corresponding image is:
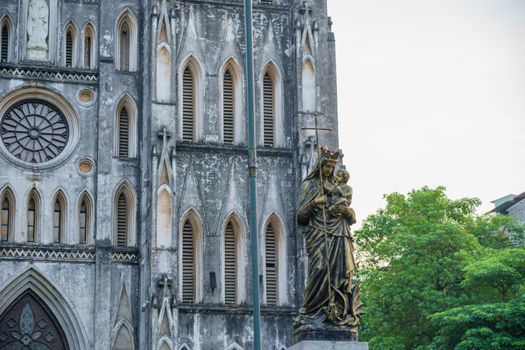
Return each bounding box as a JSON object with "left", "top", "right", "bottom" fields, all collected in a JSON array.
[{"left": 355, "top": 187, "right": 525, "bottom": 350}]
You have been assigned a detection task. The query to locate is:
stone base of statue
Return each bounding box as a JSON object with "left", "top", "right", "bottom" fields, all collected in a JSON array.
[{"left": 289, "top": 340, "right": 369, "bottom": 350}]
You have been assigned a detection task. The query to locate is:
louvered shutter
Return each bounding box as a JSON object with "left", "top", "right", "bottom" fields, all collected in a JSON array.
[
  {"left": 223, "top": 69, "right": 234, "bottom": 144},
  {"left": 117, "top": 193, "right": 128, "bottom": 246},
  {"left": 1, "top": 24, "right": 8, "bottom": 62},
  {"left": 1, "top": 198, "right": 9, "bottom": 241},
  {"left": 265, "top": 223, "right": 278, "bottom": 305},
  {"left": 182, "top": 220, "right": 195, "bottom": 303},
  {"left": 53, "top": 200, "right": 62, "bottom": 243},
  {"left": 224, "top": 221, "right": 237, "bottom": 304},
  {"left": 182, "top": 67, "right": 195, "bottom": 142},
  {"left": 118, "top": 107, "right": 129, "bottom": 157},
  {"left": 263, "top": 73, "right": 274, "bottom": 147},
  {"left": 120, "top": 22, "right": 130, "bottom": 70},
  {"left": 65, "top": 30, "right": 73, "bottom": 67}
]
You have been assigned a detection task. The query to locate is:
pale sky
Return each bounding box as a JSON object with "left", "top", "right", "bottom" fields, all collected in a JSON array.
[{"left": 328, "top": 0, "right": 525, "bottom": 226}]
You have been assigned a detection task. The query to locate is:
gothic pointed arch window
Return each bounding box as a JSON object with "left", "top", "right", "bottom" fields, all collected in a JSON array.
[
  {"left": 114, "top": 182, "right": 136, "bottom": 247},
  {"left": 222, "top": 59, "right": 243, "bottom": 145},
  {"left": 82, "top": 23, "right": 96, "bottom": 69},
  {"left": 179, "top": 57, "right": 203, "bottom": 143},
  {"left": 180, "top": 210, "right": 203, "bottom": 303},
  {"left": 26, "top": 190, "right": 40, "bottom": 243},
  {"left": 116, "top": 11, "right": 138, "bottom": 71},
  {"left": 0, "top": 290, "right": 70, "bottom": 349},
  {"left": 302, "top": 59, "right": 316, "bottom": 112},
  {"left": 223, "top": 214, "right": 245, "bottom": 304},
  {"left": 78, "top": 192, "right": 93, "bottom": 244},
  {"left": 261, "top": 63, "right": 282, "bottom": 147},
  {"left": 156, "top": 45, "right": 171, "bottom": 102},
  {"left": 0, "top": 187, "right": 15, "bottom": 242},
  {"left": 263, "top": 214, "right": 287, "bottom": 305},
  {"left": 223, "top": 68, "right": 234, "bottom": 144},
  {"left": 52, "top": 191, "right": 66, "bottom": 243},
  {"left": 115, "top": 95, "right": 137, "bottom": 158},
  {"left": 262, "top": 71, "right": 274, "bottom": 147},
  {"left": 64, "top": 22, "right": 77, "bottom": 68},
  {"left": 0, "top": 16, "right": 12, "bottom": 63},
  {"left": 182, "top": 64, "right": 195, "bottom": 142}
]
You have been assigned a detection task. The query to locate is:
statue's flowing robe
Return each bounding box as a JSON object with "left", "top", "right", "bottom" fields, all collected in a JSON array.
[{"left": 297, "top": 176, "right": 355, "bottom": 321}]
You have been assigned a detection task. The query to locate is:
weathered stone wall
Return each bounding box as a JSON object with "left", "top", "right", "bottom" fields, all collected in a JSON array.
[{"left": 0, "top": 0, "right": 340, "bottom": 349}]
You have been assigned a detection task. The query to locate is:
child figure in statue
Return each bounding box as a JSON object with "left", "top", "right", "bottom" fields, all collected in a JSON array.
[{"left": 327, "top": 169, "right": 353, "bottom": 216}]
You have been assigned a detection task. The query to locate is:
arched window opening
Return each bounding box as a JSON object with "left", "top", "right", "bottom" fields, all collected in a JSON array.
[
  {"left": 65, "top": 29, "right": 74, "bottom": 67},
  {"left": 224, "top": 220, "right": 237, "bottom": 304},
  {"left": 120, "top": 21, "right": 130, "bottom": 71},
  {"left": 223, "top": 68, "right": 235, "bottom": 144},
  {"left": 83, "top": 24, "right": 95, "bottom": 69},
  {"left": 79, "top": 199, "right": 88, "bottom": 244},
  {"left": 0, "top": 290, "right": 70, "bottom": 349},
  {"left": 263, "top": 71, "right": 275, "bottom": 147},
  {"left": 1, "top": 197, "right": 10, "bottom": 242},
  {"left": 156, "top": 47, "right": 171, "bottom": 102},
  {"left": 182, "top": 218, "right": 195, "bottom": 302},
  {"left": 265, "top": 222, "right": 278, "bottom": 305},
  {"left": 27, "top": 195, "right": 38, "bottom": 243},
  {"left": 182, "top": 65, "right": 195, "bottom": 142},
  {"left": 0, "top": 20, "right": 9, "bottom": 62},
  {"left": 302, "top": 60, "right": 316, "bottom": 112},
  {"left": 52, "top": 198, "right": 64, "bottom": 243},
  {"left": 156, "top": 189, "right": 173, "bottom": 248},
  {"left": 118, "top": 106, "right": 130, "bottom": 157},
  {"left": 116, "top": 192, "right": 128, "bottom": 246}
]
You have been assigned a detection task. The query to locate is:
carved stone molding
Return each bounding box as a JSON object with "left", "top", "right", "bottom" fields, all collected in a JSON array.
[
  {"left": 0, "top": 244, "right": 96, "bottom": 262},
  {"left": 0, "top": 65, "right": 98, "bottom": 84}
]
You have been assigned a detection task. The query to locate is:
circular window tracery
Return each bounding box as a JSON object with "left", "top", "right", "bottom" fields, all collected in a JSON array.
[{"left": 1, "top": 100, "right": 70, "bottom": 164}]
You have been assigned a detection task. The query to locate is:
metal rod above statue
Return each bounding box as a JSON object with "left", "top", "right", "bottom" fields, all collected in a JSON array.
[{"left": 243, "top": 1, "right": 262, "bottom": 349}]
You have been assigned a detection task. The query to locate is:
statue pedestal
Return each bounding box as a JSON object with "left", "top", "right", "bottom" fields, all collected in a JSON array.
[{"left": 288, "top": 340, "right": 369, "bottom": 350}]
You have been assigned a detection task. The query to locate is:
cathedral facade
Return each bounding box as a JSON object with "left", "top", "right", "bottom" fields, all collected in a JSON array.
[{"left": 0, "top": 0, "right": 339, "bottom": 349}]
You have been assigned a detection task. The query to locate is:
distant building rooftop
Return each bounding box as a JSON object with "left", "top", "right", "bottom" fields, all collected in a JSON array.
[{"left": 490, "top": 192, "right": 525, "bottom": 215}]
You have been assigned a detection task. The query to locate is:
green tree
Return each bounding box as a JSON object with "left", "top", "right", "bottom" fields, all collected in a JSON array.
[{"left": 355, "top": 187, "right": 525, "bottom": 350}]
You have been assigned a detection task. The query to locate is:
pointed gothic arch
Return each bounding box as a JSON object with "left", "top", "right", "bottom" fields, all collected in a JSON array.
[
  {"left": 156, "top": 185, "right": 173, "bottom": 248},
  {"left": 179, "top": 208, "right": 204, "bottom": 303},
  {"left": 262, "top": 212, "right": 288, "bottom": 306},
  {"left": 63, "top": 21, "right": 78, "bottom": 67},
  {"left": 26, "top": 188, "right": 41, "bottom": 243},
  {"left": 260, "top": 61, "right": 284, "bottom": 147},
  {"left": 178, "top": 55, "right": 204, "bottom": 142},
  {"left": 178, "top": 344, "right": 192, "bottom": 350},
  {"left": 77, "top": 191, "right": 94, "bottom": 244},
  {"left": 0, "top": 185, "right": 15, "bottom": 242},
  {"left": 115, "top": 10, "right": 138, "bottom": 71},
  {"left": 111, "top": 319, "right": 135, "bottom": 350},
  {"left": 222, "top": 211, "right": 246, "bottom": 304},
  {"left": 113, "top": 180, "right": 136, "bottom": 246},
  {"left": 158, "top": 336, "right": 174, "bottom": 350},
  {"left": 51, "top": 189, "right": 68, "bottom": 243},
  {"left": 82, "top": 21, "right": 96, "bottom": 69},
  {"left": 220, "top": 57, "right": 244, "bottom": 145},
  {"left": 156, "top": 43, "right": 172, "bottom": 102},
  {"left": 0, "top": 267, "right": 90, "bottom": 350},
  {"left": 301, "top": 58, "right": 316, "bottom": 113},
  {"left": 114, "top": 93, "right": 138, "bottom": 158},
  {"left": 225, "top": 342, "right": 244, "bottom": 350},
  {"left": 0, "top": 15, "right": 13, "bottom": 63}
]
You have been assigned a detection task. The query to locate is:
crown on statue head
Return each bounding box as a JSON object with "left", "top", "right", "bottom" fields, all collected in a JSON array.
[{"left": 320, "top": 146, "right": 342, "bottom": 162}]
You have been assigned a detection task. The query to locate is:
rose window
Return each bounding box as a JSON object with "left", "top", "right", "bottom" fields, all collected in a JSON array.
[{"left": 1, "top": 100, "right": 70, "bottom": 164}]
